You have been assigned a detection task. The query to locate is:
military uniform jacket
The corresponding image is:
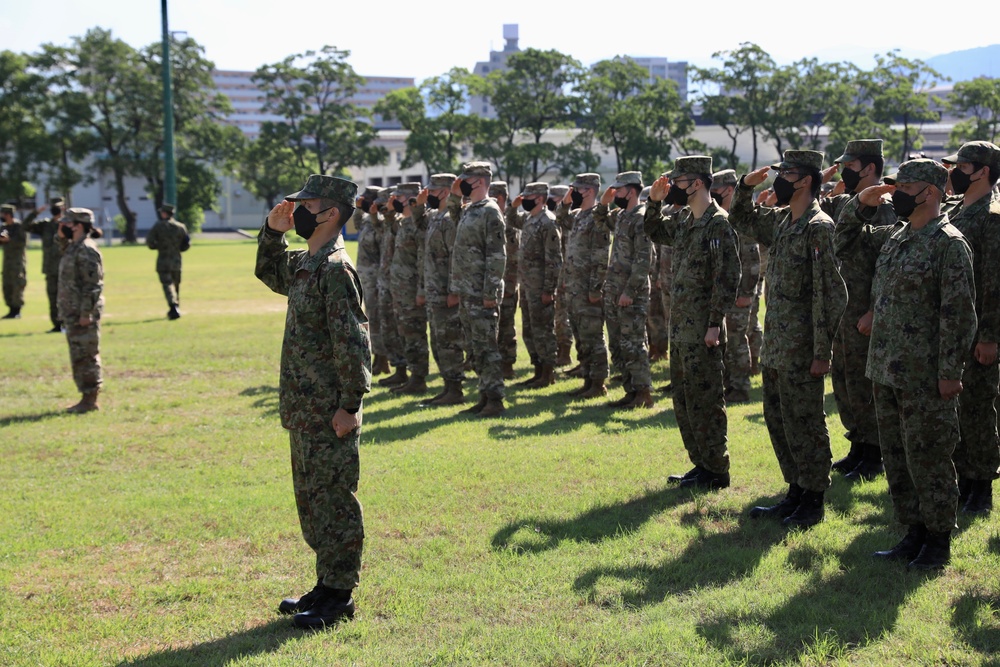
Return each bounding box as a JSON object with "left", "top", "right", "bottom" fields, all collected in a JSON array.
[
  {"left": 255, "top": 225, "right": 372, "bottom": 430},
  {"left": 516, "top": 208, "right": 562, "bottom": 296},
  {"left": 730, "top": 183, "right": 848, "bottom": 371},
  {"left": 419, "top": 197, "right": 462, "bottom": 304},
  {"left": 23, "top": 212, "right": 62, "bottom": 275},
  {"left": 354, "top": 210, "right": 380, "bottom": 277},
  {"left": 450, "top": 197, "right": 506, "bottom": 302},
  {"left": 735, "top": 231, "right": 760, "bottom": 300},
  {"left": 57, "top": 237, "right": 104, "bottom": 324},
  {"left": 146, "top": 218, "right": 189, "bottom": 272},
  {"left": 594, "top": 203, "right": 651, "bottom": 301},
  {"left": 375, "top": 211, "right": 398, "bottom": 291},
  {"left": 829, "top": 192, "right": 899, "bottom": 322},
  {"left": 944, "top": 196, "right": 1000, "bottom": 345},
  {"left": 2, "top": 218, "right": 27, "bottom": 274},
  {"left": 503, "top": 217, "right": 520, "bottom": 292},
  {"left": 390, "top": 211, "right": 426, "bottom": 300},
  {"left": 556, "top": 203, "right": 610, "bottom": 301},
  {"left": 866, "top": 214, "right": 977, "bottom": 390},
  {"left": 644, "top": 199, "right": 742, "bottom": 344}
]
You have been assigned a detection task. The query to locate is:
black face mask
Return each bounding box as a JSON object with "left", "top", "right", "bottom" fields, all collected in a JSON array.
[
  {"left": 51, "top": 206, "right": 63, "bottom": 217},
  {"left": 391, "top": 199, "right": 405, "bottom": 214},
  {"left": 521, "top": 198, "right": 537, "bottom": 212},
  {"left": 665, "top": 182, "right": 691, "bottom": 206},
  {"left": 891, "top": 186, "right": 927, "bottom": 219},
  {"left": 949, "top": 168, "right": 978, "bottom": 195},
  {"left": 613, "top": 196, "right": 630, "bottom": 209},
  {"left": 710, "top": 191, "right": 724, "bottom": 206},
  {"left": 570, "top": 190, "right": 584, "bottom": 208},
  {"left": 546, "top": 200, "right": 557, "bottom": 212},
  {"left": 426, "top": 194, "right": 441, "bottom": 209},
  {"left": 840, "top": 167, "right": 862, "bottom": 194},
  {"left": 60, "top": 224, "right": 73, "bottom": 239},
  {"left": 459, "top": 180, "right": 474, "bottom": 197},
  {"left": 359, "top": 199, "right": 372, "bottom": 213},
  {"left": 293, "top": 204, "right": 332, "bottom": 240},
  {"left": 773, "top": 176, "right": 803, "bottom": 206}
]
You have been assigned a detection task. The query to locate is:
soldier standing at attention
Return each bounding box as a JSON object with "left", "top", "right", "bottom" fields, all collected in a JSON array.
[
  {"left": 449, "top": 162, "right": 507, "bottom": 417},
  {"left": 492, "top": 182, "right": 519, "bottom": 380},
  {"left": 548, "top": 185, "right": 574, "bottom": 369},
  {"left": 840, "top": 160, "right": 977, "bottom": 569},
  {"left": 255, "top": 174, "right": 370, "bottom": 629},
  {"left": 645, "top": 156, "right": 742, "bottom": 490},
  {"left": 416, "top": 174, "right": 465, "bottom": 406},
  {"left": 712, "top": 169, "right": 760, "bottom": 405},
  {"left": 354, "top": 187, "right": 387, "bottom": 375},
  {"left": 373, "top": 188, "right": 408, "bottom": 388},
  {"left": 388, "top": 183, "right": 430, "bottom": 396},
  {"left": 0, "top": 203, "right": 27, "bottom": 319},
  {"left": 595, "top": 171, "right": 654, "bottom": 410},
  {"left": 556, "top": 173, "right": 610, "bottom": 399},
  {"left": 57, "top": 208, "right": 104, "bottom": 413},
  {"left": 731, "top": 151, "right": 848, "bottom": 528},
  {"left": 23, "top": 197, "right": 67, "bottom": 332},
  {"left": 145, "top": 204, "right": 190, "bottom": 320},
  {"left": 509, "top": 183, "right": 563, "bottom": 389}
]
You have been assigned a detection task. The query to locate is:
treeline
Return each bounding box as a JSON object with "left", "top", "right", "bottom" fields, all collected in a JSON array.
[{"left": 3, "top": 31, "right": 999, "bottom": 240}]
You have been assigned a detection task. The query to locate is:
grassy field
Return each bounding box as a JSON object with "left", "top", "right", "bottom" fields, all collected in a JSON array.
[{"left": 1, "top": 237, "right": 998, "bottom": 666}]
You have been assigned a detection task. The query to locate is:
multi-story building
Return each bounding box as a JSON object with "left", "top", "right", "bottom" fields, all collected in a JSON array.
[{"left": 469, "top": 24, "right": 522, "bottom": 119}]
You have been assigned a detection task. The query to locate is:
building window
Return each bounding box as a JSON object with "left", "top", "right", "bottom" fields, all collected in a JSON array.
[{"left": 369, "top": 177, "right": 383, "bottom": 186}]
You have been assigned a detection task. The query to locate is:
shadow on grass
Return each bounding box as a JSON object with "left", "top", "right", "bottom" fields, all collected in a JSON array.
[
  {"left": 951, "top": 592, "right": 1000, "bottom": 661},
  {"left": 0, "top": 410, "right": 66, "bottom": 427},
  {"left": 116, "top": 618, "right": 309, "bottom": 667},
  {"left": 104, "top": 318, "right": 167, "bottom": 328},
  {"left": 239, "top": 385, "right": 279, "bottom": 417},
  {"left": 491, "top": 484, "right": 695, "bottom": 554}
]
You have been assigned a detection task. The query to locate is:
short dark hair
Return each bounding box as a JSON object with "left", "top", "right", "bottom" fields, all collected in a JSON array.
[
  {"left": 970, "top": 161, "right": 1000, "bottom": 186},
  {"left": 805, "top": 168, "right": 822, "bottom": 199},
  {"left": 858, "top": 155, "right": 884, "bottom": 178},
  {"left": 697, "top": 173, "right": 714, "bottom": 189}
]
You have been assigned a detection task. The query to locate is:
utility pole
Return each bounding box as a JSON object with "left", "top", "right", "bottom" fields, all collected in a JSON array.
[{"left": 161, "top": 0, "right": 177, "bottom": 207}]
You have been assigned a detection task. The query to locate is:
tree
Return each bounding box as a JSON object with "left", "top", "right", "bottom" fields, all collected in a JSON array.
[
  {"left": 947, "top": 77, "right": 1000, "bottom": 148},
  {"left": 866, "top": 51, "right": 945, "bottom": 163},
  {"left": 253, "top": 46, "right": 386, "bottom": 177},
  {"left": 0, "top": 50, "right": 53, "bottom": 203},
  {"left": 238, "top": 129, "right": 311, "bottom": 210}
]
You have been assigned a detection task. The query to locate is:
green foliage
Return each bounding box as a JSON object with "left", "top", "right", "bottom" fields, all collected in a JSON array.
[
  {"left": 0, "top": 50, "right": 53, "bottom": 202},
  {"left": 947, "top": 77, "right": 1000, "bottom": 148}
]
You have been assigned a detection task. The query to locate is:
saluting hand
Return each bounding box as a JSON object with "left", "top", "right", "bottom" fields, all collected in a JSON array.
[
  {"left": 267, "top": 200, "right": 295, "bottom": 233},
  {"left": 600, "top": 186, "right": 616, "bottom": 207},
  {"left": 649, "top": 176, "right": 671, "bottom": 203},
  {"left": 416, "top": 188, "right": 429, "bottom": 206},
  {"left": 859, "top": 184, "right": 894, "bottom": 207},
  {"left": 821, "top": 165, "right": 839, "bottom": 184},
  {"left": 743, "top": 166, "right": 771, "bottom": 188}
]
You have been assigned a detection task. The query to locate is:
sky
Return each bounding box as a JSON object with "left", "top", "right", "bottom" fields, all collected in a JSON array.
[{"left": 3, "top": 0, "right": 995, "bottom": 83}]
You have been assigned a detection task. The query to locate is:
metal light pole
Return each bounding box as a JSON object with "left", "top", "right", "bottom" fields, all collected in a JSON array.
[{"left": 161, "top": 0, "right": 177, "bottom": 207}]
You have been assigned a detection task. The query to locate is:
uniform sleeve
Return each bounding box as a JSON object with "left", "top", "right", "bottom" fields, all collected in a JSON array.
[
  {"left": 626, "top": 214, "right": 652, "bottom": 299},
  {"left": 483, "top": 208, "right": 507, "bottom": 302},
  {"left": 78, "top": 246, "right": 104, "bottom": 318},
  {"left": 589, "top": 221, "right": 611, "bottom": 300},
  {"left": 416, "top": 221, "right": 426, "bottom": 300},
  {"left": 939, "top": 238, "right": 978, "bottom": 380},
  {"left": 593, "top": 204, "right": 614, "bottom": 233},
  {"left": 22, "top": 211, "right": 41, "bottom": 233},
  {"left": 323, "top": 267, "right": 372, "bottom": 412},
  {"left": 711, "top": 220, "right": 742, "bottom": 326},
  {"left": 255, "top": 222, "right": 301, "bottom": 297},
  {"left": 642, "top": 199, "right": 680, "bottom": 245},
  {"left": 146, "top": 224, "right": 159, "bottom": 250},
  {"left": 737, "top": 235, "right": 761, "bottom": 299},
  {"left": 446, "top": 194, "right": 463, "bottom": 224},
  {"left": 444, "top": 217, "right": 458, "bottom": 296},
  {"left": 505, "top": 205, "right": 525, "bottom": 231},
  {"left": 729, "top": 177, "right": 778, "bottom": 247},
  {"left": 555, "top": 202, "right": 574, "bottom": 232},
  {"left": 810, "top": 223, "right": 848, "bottom": 362},
  {"left": 543, "top": 220, "right": 562, "bottom": 295},
  {"left": 974, "top": 207, "right": 1000, "bottom": 343}
]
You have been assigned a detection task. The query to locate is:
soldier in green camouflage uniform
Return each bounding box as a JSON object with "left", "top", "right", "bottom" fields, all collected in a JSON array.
[
  {"left": 23, "top": 197, "right": 67, "bottom": 331},
  {"left": 595, "top": 172, "right": 655, "bottom": 409},
  {"left": 731, "top": 151, "right": 848, "bottom": 528},
  {"left": 646, "top": 243, "right": 671, "bottom": 363},
  {"left": 375, "top": 188, "right": 408, "bottom": 387},
  {"left": 145, "top": 204, "right": 191, "bottom": 320},
  {"left": 656, "top": 239, "right": 674, "bottom": 392},
  {"left": 417, "top": 174, "right": 466, "bottom": 405},
  {"left": 353, "top": 187, "right": 385, "bottom": 375},
  {"left": 941, "top": 142, "right": 1000, "bottom": 514},
  {"left": 57, "top": 208, "right": 104, "bottom": 413},
  {"left": 255, "top": 174, "right": 370, "bottom": 628},
  {"left": 748, "top": 247, "right": 766, "bottom": 375},
  {"left": 508, "top": 183, "right": 563, "bottom": 388},
  {"left": 841, "top": 159, "right": 977, "bottom": 570},
  {"left": 0, "top": 204, "right": 27, "bottom": 319},
  {"left": 388, "top": 183, "right": 429, "bottom": 395},
  {"left": 823, "top": 140, "right": 895, "bottom": 480},
  {"left": 492, "top": 182, "right": 519, "bottom": 379},
  {"left": 645, "top": 157, "right": 742, "bottom": 490},
  {"left": 556, "top": 173, "right": 610, "bottom": 398},
  {"left": 548, "top": 185, "right": 574, "bottom": 368},
  {"left": 449, "top": 162, "right": 507, "bottom": 417},
  {"left": 712, "top": 169, "right": 759, "bottom": 404}
]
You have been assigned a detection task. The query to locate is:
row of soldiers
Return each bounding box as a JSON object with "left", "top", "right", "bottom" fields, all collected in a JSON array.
[{"left": 351, "top": 139, "right": 1000, "bottom": 572}]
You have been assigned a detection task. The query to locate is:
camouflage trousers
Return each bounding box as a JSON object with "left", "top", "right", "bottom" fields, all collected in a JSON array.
[
  {"left": 831, "top": 321, "right": 878, "bottom": 447},
  {"left": 671, "top": 341, "right": 730, "bottom": 474},
  {"left": 873, "top": 383, "right": 959, "bottom": 533},
  {"left": 955, "top": 354, "right": 1000, "bottom": 480},
  {"left": 377, "top": 281, "right": 405, "bottom": 367},
  {"left": 459, "top": 297, "right": 504, "bottom": 398},
  {"left": 761, "top": 367, "right": 832, "bottom": 492},
  {"left": 498, "top": 288, "right": 518, "bottom": 367},
  {"left": 646, "top": 284, "right": 670, "bottom": 354},
  {"left": 520, "top": 288, "right": 557, "bottom": 366},
  {"left": 427, "top": 300, "right": 465, "bottom": 382},
  {"left": 66, "top": 321, "right": 102, "bottom": 393},
  {"left": 555, "top": 287, "right": 573, "bottom": 355},
  {"left": 567, "top": 292, "right": 608, "bottom": 380},
  {"left": 723, "top": 304, "right": 752, "bottom": 393},
  {"left": 45, "top": 272, "right": 59, "bottom": 327},
  {"left": 392, "top": 289, "right": 428, "bottom": 377},
  {"left": 289, "top": 425, "right": 364, "bottom": 590},
  {"left": 605, "top": 292, "right": 651, "bottom": 391},
  {"left": 157, "top": 269, "right": 181, "bottom": 307},
  {"left": 3, "top": 266, "right": 26, "bottom": 309},
  {"left": 748, "top": 291, "right": 763, "bottom": 364},
  {"left": 358, "top": 268, "right": 382, "bottom": 358}
]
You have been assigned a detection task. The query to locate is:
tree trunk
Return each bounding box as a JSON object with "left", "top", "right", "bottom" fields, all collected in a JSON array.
[{"left": 114, "top": 166, "right": 137, "bottom": 243}]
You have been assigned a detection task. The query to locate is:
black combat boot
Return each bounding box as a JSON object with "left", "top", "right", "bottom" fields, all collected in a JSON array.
[
  {"left": 845, "top": 444, "right": 884, "bottom": 481},
  {"left": 2, "top": 308, "right": 21, "bottom": 319},
  {"left": 907, "top": 530, "right": 951, "bottom": 570},
  {"left": 278, "top": 579, "right": 325, "bottom": 615},
  {"left": 167, "top": 305, "right": 181, "bottom": 320},
  {"left": 873, "top": 523, "right": 926, "bottom": 561},
  {"left": 293, "top": 587, "right": 355, "bottom": 629},
  {"left": 668, "top": 466, "right": 705, "bottom": 484},
  {"left": 680, "top": 469, "right": 730, "bottom": 490},
  {"left": 783, "top": 490, "right": 825, "bottom": 528},
  {"left": 962, "top": 479, "right": 994, "bottom": 515},
  {"left": 831, "top": 441, "right": 863, "bottom": 475},
  {"left": 749, "top": 483, "right": 803, "bottom": 520}
]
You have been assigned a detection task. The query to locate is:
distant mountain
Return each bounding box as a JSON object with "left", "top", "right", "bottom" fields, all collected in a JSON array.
[{"left": 926, "top": 45, "right": 1000, "bottom": 83}]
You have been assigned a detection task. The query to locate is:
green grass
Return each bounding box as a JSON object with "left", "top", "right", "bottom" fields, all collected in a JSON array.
[{"left": 1, "top": 238, "right": 999, "bottom": 666}]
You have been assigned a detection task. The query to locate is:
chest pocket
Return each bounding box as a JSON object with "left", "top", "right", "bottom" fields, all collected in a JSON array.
[
  {"left": 878, "top": 240, "right": 931, "bottom": 305},
  {"left": 773, "top": 225, "right": 810, "bottom": 301},
  {"left": 289, "top": 270, "right": 325, "bottom": 319}
]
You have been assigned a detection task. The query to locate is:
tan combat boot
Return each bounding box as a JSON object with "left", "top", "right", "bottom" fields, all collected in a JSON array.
[
  {"left": 68, "top": 389, "right": 100, "bottom": 414},
  {"left": 526, "top": 365, "right": 556, "bottom": 389},
  {"left": 372, "top": 355, "right": 390, "bottom": 376},
  {"left": 515, "top": 363, "right": 542, "bottom": 387},
  {"left": 566, "top": 378, "right": 592, "bottom": 397},
  {"left": 392, "top": 375, "right": 427, "bottom": 395},
  {"left": 428, "top": 380, "right": 465, "bottom": 406},
  {"left": 478, "top": 393, "right": 506, "bottom": 418},
  {"left": 461, "top": 392, "right": 488, "bottom": 415},
  {"left": 502, "top": 361, "right": 515, "bottom": 380},
  {"left": 556, "top": 342, "right": 572, "bottom": 367},
  {"left": 377, "top": 365, "right": 407, "bottom": 387},
  {"left": 623, "top": 387, "right": 654, "bottom": 409},
  {"left": 578, "top": 378, "right": 608, "bottom": 399}
]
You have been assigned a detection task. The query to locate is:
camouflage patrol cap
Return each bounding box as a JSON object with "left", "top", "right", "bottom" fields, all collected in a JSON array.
[
  {"left": 394, "top": 182, "right": 422, "bottom": 199},
  {"left": 771, "top": 150, "right": 825, "bottom": 172},
  {"left": 65, "top": 208, "right": 94, "bottom": 224},
  {"left": 285, "top": 174, "right": 359, "bottom": 205},
  {"left": 942, "top": 141, "right": 1000, "bottom": 170},
  {"left": 665, "top": 155, "right": 713, "bottom": 178},
  {"left": 572, "top": 173, "right": 601, "bottom": 189},
  {"left": 522, "top": 182, "right": 549, "bottom": 197},
  {"left": 0, "top": 204, "right": 15, "bottom": 214},
  {"left": 159, "top": 203, "right": 175, "bottom": 215},
  {"left": 639, "top": 186, "right": 652, "bottom": 202},
  {"left": 50, "top": 197, "right": 65, "bottom": 206},
  {"left": 429, "top": 173, "right": 457, "bottom": 188},
  {"left": 361, "top": 186, "right": 381, "bottom": 200},
  {"left": 611, "top": 171, "right": 643, "bottom": 189},
  {"left": 834, "top": 139, "right": 883, "bottom": 163},
  {"left": 549, "top": 185, "right": 569, "bottom": 200},
  {"left": 460, "top": 161, "right": 492, "bottom": 180},
  {"left": 488, "top": 181, "right": 509, "bottom": 198},
  {"left": 889, "top": 159, "right": 949, "bottom": 191},
  {"left": 712, "top": 169, "right": 738, "bottom": 187},
  {"left": 375, "top": 187, "right": 391, "bottom": 205}
]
